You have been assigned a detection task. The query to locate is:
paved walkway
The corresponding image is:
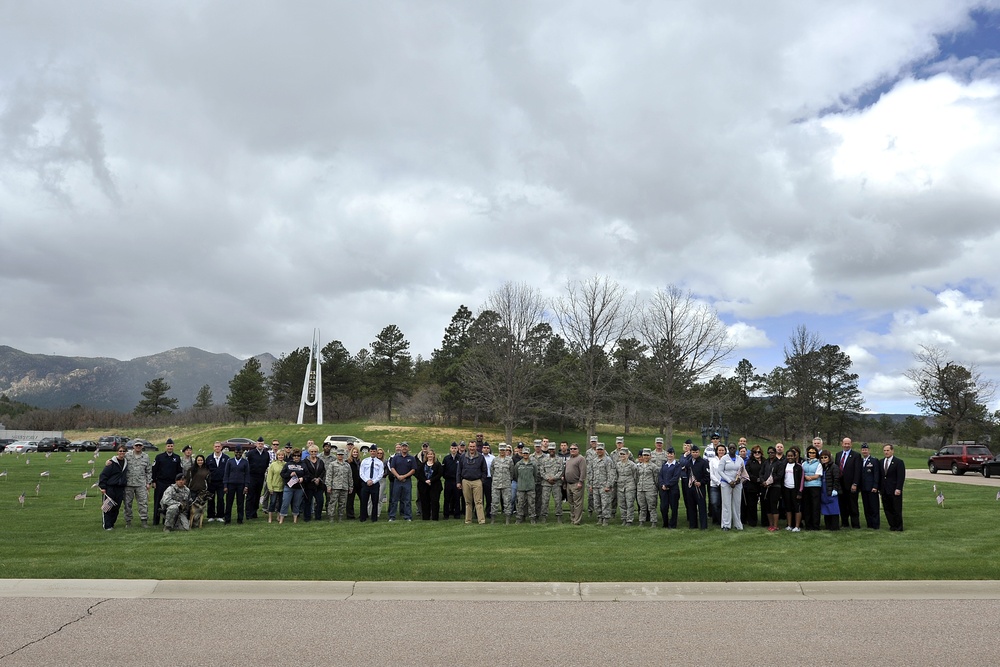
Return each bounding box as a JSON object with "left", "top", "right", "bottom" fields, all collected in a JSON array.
[
  {"left": 909, "top": 467, "right": 1000, "bottom": 487},
  {"left": 2, "top": 580, "right": 999, "bottom": 666}
]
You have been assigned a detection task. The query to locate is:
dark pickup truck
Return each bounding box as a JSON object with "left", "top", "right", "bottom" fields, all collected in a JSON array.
[{"left": 37, "top": 437, "right": 72, "bottom": 452}]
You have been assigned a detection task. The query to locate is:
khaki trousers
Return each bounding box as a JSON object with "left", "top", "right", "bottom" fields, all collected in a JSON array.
[{"left": 462, "top": 479, "right": 485, "bottom": 524}]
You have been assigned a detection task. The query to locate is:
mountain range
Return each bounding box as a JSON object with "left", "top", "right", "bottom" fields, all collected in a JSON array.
[{"left": 0, "top": 345, "right": 276, "bottom": 412}]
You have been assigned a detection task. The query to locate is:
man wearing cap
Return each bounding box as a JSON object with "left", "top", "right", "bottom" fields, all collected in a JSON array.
[
  {"left": 589, "top": 443, "right": 617, "bottom": 526},
  {"left": 530, "top": 439, "right": 546, "bottom": 517},
  {"left": 635, "top": 449, "right": 658, "bottom": 527},
  {"left": 514, "top": 447, "right": 541, "bottom": 524},
  {"left": 388, "top": 442, "right": 417, "bottom": 522},
  {"left": 658, "top": 447, "right": 682, "bottom": 528},
  {"left": 246, "top": 437, "right": 271, "bottom": 520},
  {"left": 223, "top": 445, "right": 250, "bottom": 524},
  {"left": 539, "top": 442, "right": 565, "bottom": 523},
  {"left": 179, "top": 445, "right": 194, "bottom": 475},
  {"left": 161, "top": 473, "right": 192, "bottom": 532},
  {"left": 585, "top": 436, "right": 599, "bottom": 516},
  {"left": 858, "top": 443, "right": 881, "bottom": 529},
  {"left": 563, "top": 443, "right": 587, "bottom": 525},
  {"left": 558, "top": 441, "right": 571, "bottom": 507},
  {"left": 615, "top": 448, "right": 638, "bottom": 526},
  {"left": 326, "top": 449, "right": 353, "bottom": 522},
  {"left": 490, "top": 443, "right": 515, "bottom": 523},
  {"left": 650, "top": 438, "right": 668, "bottom": 470},
  {"left": 682, "top": 445, "right": 710, "bottom": 529},
  {"left": 610, "top": 436, "right": 631, "bottom": 519},
  {"left": 705, "top": 433, "right": 722, "bottom": 462},
  {"left": 441, "top": 442, "right": 463, "bottom": 519},
  {"left": 151, "top": 439, "right": 182, "bottom": 526},
  {"left": 123, "top": 440, "right": 152, "bottom": 528}
]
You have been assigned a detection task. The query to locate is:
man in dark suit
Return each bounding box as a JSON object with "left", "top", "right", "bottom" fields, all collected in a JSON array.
[
  {"left": 837, "top": 437, "right": 862, "bottom": 529},
  {"left": 245, "top": 437, "right": 271, "bottom": 519},
  {"left": 859, "top": 442, "right": 881, "bottom": 529},
  {"left": 151, "top": 439, "right": 182, "bottom": 526},
  {"left": 880, "top": 444, "right": 905, "bottom": 531},
  {"left": 205, "top": 441, "right": 229, "bottom": 522}
]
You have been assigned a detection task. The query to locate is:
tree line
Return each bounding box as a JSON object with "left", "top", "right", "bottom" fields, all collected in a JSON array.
[{"left": 5, "top": 277, "right": 995, "bottom": 449}]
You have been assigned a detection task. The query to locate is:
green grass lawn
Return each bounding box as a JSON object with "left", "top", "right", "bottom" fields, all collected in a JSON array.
[{"left": 1, "top": 433, "right": 998, "bottom": 582}]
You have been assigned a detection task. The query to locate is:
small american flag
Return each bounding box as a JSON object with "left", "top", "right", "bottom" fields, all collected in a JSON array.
[
  {"left": 40, "top": 471, "right": 50, "bottom": 477},
  {"left": 74, "top": 491, "right": 87, "bottom": 501},
  {"left": 35, "top": 483, "right": 40, "bottom": 496},
  {"left": 933, "top": 484, "right": 937, "bottom": 492},
  {"left": 996, "top": 490, "right": 999, "bottom": 501},
  {"left": 101, "top": 495, "right": 117, "bottom": 513},
  {"left": 82, "top": 471, "right": 93, "bottom": 479},
  {"left": 87, "top": 459, "right": 95, "bottom": 464},
  {"left": 24, "top": 458, "right": 29, "bottom": 465},
  {"left": 936, "top": 492, "right": 945, "bottom": 506},
  {"left": 18, "top": 491, "right": 25, "bottom": 507},
  {"left": 0, "top": 470, "right": 7, "bottom": 477},
  {"left": 45, "top": 453, "right": 51, "bottom": 459}
]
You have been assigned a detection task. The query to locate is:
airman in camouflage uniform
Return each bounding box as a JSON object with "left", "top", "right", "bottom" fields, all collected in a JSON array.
[
  {"left": 616, "top": 448, "right": 638, "bottom": 525},
  {"left": 325, "top": 450, "right": 353, "bottom": 521},
  {"left": 124, "top": 442, "right": 152, "bottom": 528},
  {"left": 530, "top": 439, "right": 547, "bottom": 516},
  {"left": 649, "top": 437, "right": 668, "bottom": 470},
  {"left": 539, "top": 443, "right": 565, "bottom": 523},
  {"left": 635, "top": 449, "right": 659, "bottom": 527},
  {"left": 161, "top": 474, "right": 192, "bottom": 532},
  {"left": 514, "top": 453, "right": 540, "bottom": 524},
  {"left": 589, "top": 444, "right": 617, "bottom": 526},
  {"left": 585, "top": 436, "right": 599, "bottom": 515},
  {"left": 490, "top": 443, "right": 515, "bottom": 523}
]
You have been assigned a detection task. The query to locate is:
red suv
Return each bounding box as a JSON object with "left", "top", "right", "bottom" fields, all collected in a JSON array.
[{"left": 928, "top": 443, "right": 994, "bottom": 475}]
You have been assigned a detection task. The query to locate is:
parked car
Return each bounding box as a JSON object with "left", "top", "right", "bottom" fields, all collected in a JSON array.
[
  {"left": 97, "top": 435, "right": 130, "bottom": 451},
  {"left": 928, "top": 443, "right": 994, "bottom": 475},
  {"left": 70, "top": 440, "right": 99, "bottom": 452},
  {"left": 221, "top": 438, "right": 256, "bottom": 450},
  {"left": 125, "top": 439, "right": 158, "bottom": 452},
  {"left": 980, "top": 455, "right": 1000, "bottom": 478},
  {"left": 0, "top": 439, "right": 15, "bottom": 452},
  {"left": 37, "top": 437, "right": 72, "bottom": 452},
  {"left": 322, "top": 435, "right": 376, "bottom": 454},
  {"left": 7, "top": 440, "right": 39, "bottom": 454}
]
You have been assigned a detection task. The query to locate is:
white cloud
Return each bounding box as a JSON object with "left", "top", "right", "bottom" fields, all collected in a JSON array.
[{"left": 727, "top": 322, "right": 773, "bottom": 351}]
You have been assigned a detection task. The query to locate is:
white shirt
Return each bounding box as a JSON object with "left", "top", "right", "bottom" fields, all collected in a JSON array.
[{"left": 360, "top": 457, "right": 384, "bottom": 484}]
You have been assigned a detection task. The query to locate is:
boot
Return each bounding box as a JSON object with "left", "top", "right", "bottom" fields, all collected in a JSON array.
[
  {"left": 505, "top": 516, "right": 510, "bottom": 525},
  {"left": 530, "top": 518, "right": 536, "bottom": 525},
  {"left": 125, "top": 520, "right": 131, "bottom": 528},
  {"left": 638, "top": 520, "right": 645, "bottom": 527},
  {"left": 557, "top": 516, "right": 563, "bottom": 524},
  {"left": 141, "top": 519, "right": 148, "bottom": 528},
  {"left": 516, "top": 518, "right": 523, "bottom": 524}
]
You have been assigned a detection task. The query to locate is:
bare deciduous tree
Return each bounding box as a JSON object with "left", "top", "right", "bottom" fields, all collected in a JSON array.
[
  {"left": 904, "top": 345, "right": 996, "bottom": 445},
  {"left": 552, "top": 275, "right": 637, "bottom": 436},
  {"left": 639, "top": 285, "right": 734, "bottom": 444},
  {"left": 461, "top": 282, "right": 548, "bottom": 444}
]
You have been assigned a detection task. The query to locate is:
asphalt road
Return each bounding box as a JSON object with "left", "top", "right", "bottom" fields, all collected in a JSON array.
[
  {"left": 2, "top": 580, "right": 999, "bottom": 666},
  {"left": 908, "top": 467, "right": 1000, "bottom": 487}
]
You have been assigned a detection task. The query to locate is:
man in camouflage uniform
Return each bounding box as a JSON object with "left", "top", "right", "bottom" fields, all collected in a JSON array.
[
  {"left": 531, "top": 439, "right": 547, "bottom": 517},
  {"left": 539, "top": 443, "right": 565, "bottom": 523},
  {"left": 589, "top": 443, "right": 617, "bottom": 526},
  {"left": 490, "top": 443, "right": 515, "bottom": 523},
  {"left": 161, "top": 474, "right": 192, "bottom": 532},
  {"left": 325, "top": 450, "right": 353, "bottom": 522},
  {"left": 514, "top": 450, "right": 540, "bottom": 524},
  {"left": 585, "top": 436, "right": 599, "bottom": 516},
  {"left": 616, "top": 448, "right": 638, "bottom": 525},
  {"left": 124, "top": 440, "right": 152, "bottom": 528},
  {"left": 635, "top": 449, "right": 659, "bottom": 527},
  {"left": 650, "top": 437, "right": 668, "bottom": 470}
]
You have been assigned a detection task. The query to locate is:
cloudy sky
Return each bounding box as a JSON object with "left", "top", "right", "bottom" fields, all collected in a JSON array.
[{"left": 3, "top": 1, "right": 1000, "bottom": 414}]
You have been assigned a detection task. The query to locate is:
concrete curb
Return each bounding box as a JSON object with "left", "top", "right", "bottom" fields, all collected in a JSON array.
[{"left": 1, "top": 579, "right": 999, "bottom": 601}]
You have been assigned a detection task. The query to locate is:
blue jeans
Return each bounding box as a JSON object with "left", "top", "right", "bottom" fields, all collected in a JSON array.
[
  {"left": 389, "top": 479, "right": 412, "bottom": 520},
  {"left": 280, "top": 487, "right": 304, "bottom": 517}
]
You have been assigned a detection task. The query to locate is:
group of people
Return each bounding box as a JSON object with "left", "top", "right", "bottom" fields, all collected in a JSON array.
[{"left": 98, "top": 433, "right": 906, "bottom": 533}]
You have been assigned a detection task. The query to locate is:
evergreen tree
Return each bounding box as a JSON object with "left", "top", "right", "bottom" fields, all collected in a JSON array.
[
  {"left": 227, "top": 357, "right": 269, "bottom": 425},
  {"left": 193, "top": 384, "right": 214, "bottom": 410},
  {"left": 134, "top": 377, "right": 179, "bottom": 416},
  {"left": 369, "top": 325, "right": 414, "bottom": 421}
]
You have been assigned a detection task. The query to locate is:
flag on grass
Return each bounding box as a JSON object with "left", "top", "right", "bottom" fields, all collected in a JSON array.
[
  {"left": 936, "top": 491, "right": 945, "bottom": 506},
  {"left": 18, "top": 491, "right": 25, "bottom": 507},
  {"left": 996, "top": 490, "right": 999, "bottom": 501},
  {"left": 45, "top": 453, "right": 51, "bottom": 458},
  {"left": 40, "top": 470, "right": 50, "bottom": 477},
  {"left": 24, "top": 458, "right": 29, "bottom": 465},
  {"left": 82, "top": 471, "right": 93, "bottom": 479},
  {"left": 74, "top": 491, "right": 88, "bottom": 501},
  {"left": 35, "top": 483, "right": 41, "bottom": 496},
  {"left": 0, "top": 470, "right": 7, "bottom": 478},
  {"left": 87, "top": 459, "right": 95, "bottom": 465}
]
